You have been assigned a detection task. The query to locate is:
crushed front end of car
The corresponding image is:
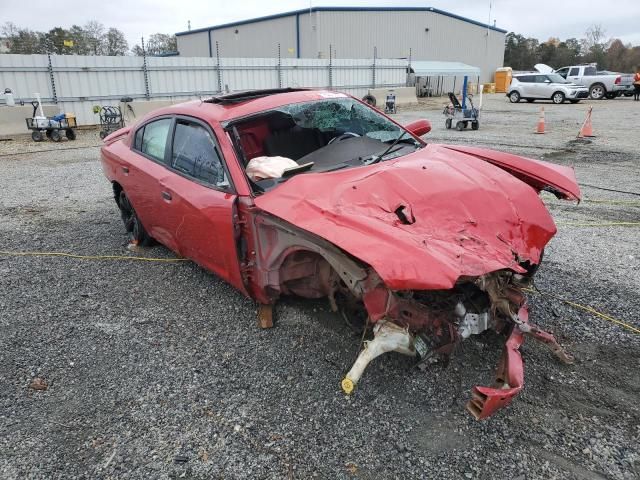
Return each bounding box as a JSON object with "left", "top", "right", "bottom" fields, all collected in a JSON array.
[
  {"left": 340, "top": 268, "right": 573, "bottom": 419},
  {"left": 244, "top": 143, "right": 580, "bottom": 419}
]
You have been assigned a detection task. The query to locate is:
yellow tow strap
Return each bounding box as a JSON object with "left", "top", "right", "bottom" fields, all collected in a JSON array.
[
  {"left": 0, "top": 250, "right": 189, "bottom": 262},
  {"left": 525, "top": 287, "right": 640, "bottom": 335}
]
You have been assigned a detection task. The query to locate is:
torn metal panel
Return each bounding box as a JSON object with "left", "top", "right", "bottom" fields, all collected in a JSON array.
[{"left": 255, "top": 143, "right": 569, "bottom": 291}]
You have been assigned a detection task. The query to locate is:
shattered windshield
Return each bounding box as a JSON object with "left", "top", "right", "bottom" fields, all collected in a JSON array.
[
  {"left": 231, "top": 96, "right": 423, "bottom": 193},
  {"left": 280, "top": 98, "right": 404, "bottom": 142}
]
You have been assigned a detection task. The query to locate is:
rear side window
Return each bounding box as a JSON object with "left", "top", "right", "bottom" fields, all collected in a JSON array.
[
  {"left": 535, "top": 75, "right": 548, "bottom": 83},
  {"left": 584, "top": 66, "right": 597, "bottom": 75},
  {"left": 517, "top": 75, "right": 533, "bottom": 83},
  {"left": 569, "top": 67, "right": 580, "bottom": 76},
  {"left": 134, "top": 127, "right": 144, "bottom": 150},
  {"left": 171, "top": 121, "right": 228, "bottom": 188},
  {"left": 139, "top": 118, "right": 172, "bottom": 162}
]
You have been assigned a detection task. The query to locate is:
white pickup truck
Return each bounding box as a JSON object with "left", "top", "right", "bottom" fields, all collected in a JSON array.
[{"left": 535, "top": 63, "right": 634, "bottom": 99}]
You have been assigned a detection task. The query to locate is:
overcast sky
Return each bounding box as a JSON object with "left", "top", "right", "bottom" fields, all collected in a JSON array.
[{"left": 3, "top": 0, "right": 640, "bottom": 48}]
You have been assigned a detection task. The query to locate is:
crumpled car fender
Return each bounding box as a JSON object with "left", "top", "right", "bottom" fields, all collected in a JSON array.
[{"left": 442, "top": 145, "right": 581, "bottom": 201}]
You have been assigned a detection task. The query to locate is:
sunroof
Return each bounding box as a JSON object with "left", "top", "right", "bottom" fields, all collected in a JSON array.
[{"left": 205, "top": 88, "right": 310, "bottom": 104}]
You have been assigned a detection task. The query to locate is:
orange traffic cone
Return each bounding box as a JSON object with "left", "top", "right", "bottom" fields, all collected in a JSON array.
[
  {"left": 577, "top": 106, "right": 595, "bottom": 138},
  {"left": 535, "top": 106, "right": 545, "bottom": 134}
]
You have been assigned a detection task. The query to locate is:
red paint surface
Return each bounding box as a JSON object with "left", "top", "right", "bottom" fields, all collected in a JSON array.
[{"left": 255, "top": 143, "right": 580, "bottom": 290}]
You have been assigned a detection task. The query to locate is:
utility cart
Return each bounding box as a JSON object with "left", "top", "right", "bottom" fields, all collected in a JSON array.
[
  {"left": 25, "top": 100, "right": 77, "bottom": 142},
  {"left": 443, "top": 92, "right": 479, "bottom": 131},
  {"left": 96, "top": 105, "right": 124, "bottom": 139},
  {"left": 443, "top": 75, "right": 480, "bottom": 131}
]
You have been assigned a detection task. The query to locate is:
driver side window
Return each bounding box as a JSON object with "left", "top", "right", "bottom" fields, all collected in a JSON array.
[
  {"left": 171, "top": 120, "right": 229, "bottom": 189},
  {"left": 556, "top": 68, "right": 569, "bottom": 78}
]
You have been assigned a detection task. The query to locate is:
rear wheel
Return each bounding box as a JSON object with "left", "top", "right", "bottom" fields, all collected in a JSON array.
[
  {"left": 65, "top": 128, "right": 76, "bottom": 140},
  {"left": 31, "top": 130, "right": 43, "bottom": 142},
  {"left": 509, "top": 91, "right": 521, "bottom": 103},
  {"left": 445, "top": 118, "right": 452, "bottom": 129},
  {"left": 471, "top": 120, "right": 479, "bottom": 130},
  {"left": 552, "top": 92, "right": 565, "bottom": 104},
  {"left": 589, "top": 83, "right": 606, "bottom": 100},
  {"left": 456, "top": 121, "right": 465, "bottom": 131},
  {"left": 118, "top": 190, "right": 152, "bottom": 245}
]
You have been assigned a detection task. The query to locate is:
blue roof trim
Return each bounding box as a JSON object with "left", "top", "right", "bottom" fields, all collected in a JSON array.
[{"left": 176, "top": 6, "right": 507, "bottom": 36}]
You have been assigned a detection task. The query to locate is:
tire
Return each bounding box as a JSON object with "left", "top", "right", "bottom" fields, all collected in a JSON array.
[
  {"left": 552, "top": 92, "right": 565, "bottom": 104},
  {"left": 589, "top": 83, "right": 606, "bottom": 100},
  {"left": 362, "top": 94, "right": 376, "bottom": 106},
  {"left": 445, "top": 118, "right": 452, "bottom": 129},
  {"left": 31, "top": 130, "right": 43, "bottom": 142},
  {"left": 605, "top": 92, "right": 616, "bottom": 99},
  {"left": 471, "top": 120, "right": 479, "bottom": 130},
  {"left": 99, "top": 130, "right": 108, "bottom": 139},
  {"left": 456, "top": 121, "right": 465, "bottom": 131},
  {"left": 65, "top": 128, "right": 76, "bottom": 140},
  {"left": 509, "top": 91, "right": 521, "bottom": 103},
  {"left": 50, "top": 129, "right": 62, "bottom": 142},
  {"left": 569, "top": 100, "right": 580, "bottom": 104},
  {"left": 526, "top": 99, "right": 535, "bottom": 103},
  {"left": 117, "top": 190, "right": 152, "bottom": 245}
]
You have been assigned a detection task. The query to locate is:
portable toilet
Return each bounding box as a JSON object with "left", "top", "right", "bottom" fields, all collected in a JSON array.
[{"left": 495, "top": 67, "right": 513, "bottom": 93}]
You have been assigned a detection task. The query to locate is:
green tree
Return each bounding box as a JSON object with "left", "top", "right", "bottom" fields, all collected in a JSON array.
[{"left": 132, "top": 33, "right": 177, "bottom": 56}]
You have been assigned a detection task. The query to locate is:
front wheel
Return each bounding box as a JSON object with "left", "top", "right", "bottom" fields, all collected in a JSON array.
[
  {"left": 552, "top": 92, "right": 565, "bottom": 104},
  {"left": 118, "top": 190, "right": 152, "bottom": 245},
  {"left": 445, "top": 118, "right": 452, "bottom": 129},
  {"left": 65, "top": 128, "right": 76, "bottom": 140},
  {"left": 471, "top": 120, "right": 479, "bottom": 130},
  {"left": 31, "top": 130, "right": 43, "bottom": 142},
  {"left": 509, "top": 91, "right": 521, "bottom": 103},
  {"left": 589, "top": 84, "right": 606, "bottom": 100},
  {"left": 455, "top": 121, "right": 465, "bottom": 131}
]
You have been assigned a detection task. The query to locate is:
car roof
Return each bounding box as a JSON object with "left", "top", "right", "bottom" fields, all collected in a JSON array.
[{"left": 139, "top": 89, "right": 354, "bottom": 125}]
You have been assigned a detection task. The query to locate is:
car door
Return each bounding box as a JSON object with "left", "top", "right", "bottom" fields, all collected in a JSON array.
[
  {"left": 566, "top": 67, "right": 581, "bottom": 84},
  {"left": 533, "top": 75, "right": 551, "bottom": 98},
  {"left": 124, "top": 117, "right": 176, "bottom": 248},
  {"left": 158, "top": 116, "right": 244, "bottom": 289},
  {"left": 517, "top": 75, "right": 533, "bottom": 97}
]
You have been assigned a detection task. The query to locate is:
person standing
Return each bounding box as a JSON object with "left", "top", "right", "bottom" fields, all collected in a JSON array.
[{"left": 634, "top": 67, "right": 640, "bottom": 101}]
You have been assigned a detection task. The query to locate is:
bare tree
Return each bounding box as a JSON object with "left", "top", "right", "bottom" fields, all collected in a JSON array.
[
  {"left": 83, "top": 20, "right": 106, "bottom": 55},
  {"left": 104, "top": 28, "right": 128, "bottom": 56}
]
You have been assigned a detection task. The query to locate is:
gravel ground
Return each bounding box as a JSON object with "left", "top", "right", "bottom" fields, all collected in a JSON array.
[{"left": 0, "top": 95, "right": 639, "bottom": 480}]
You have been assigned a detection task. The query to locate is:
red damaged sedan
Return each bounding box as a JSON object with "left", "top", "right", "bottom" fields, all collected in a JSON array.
[{"left": 100, "top": 88, "right": 580, "bottom": 419}]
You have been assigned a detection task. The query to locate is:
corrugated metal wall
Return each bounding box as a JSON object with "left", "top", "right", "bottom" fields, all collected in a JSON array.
[
  {"left": 0, "top": 54, "right": 407, "bottom": 125},
  {"left": 176, "top": 9, "right": 505, "bottom": 83}
]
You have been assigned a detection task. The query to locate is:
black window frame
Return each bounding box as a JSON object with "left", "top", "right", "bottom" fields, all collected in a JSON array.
[
  {"left": 131, "top": 115, "right": 174, "bottom": 166},
  {"left": 131, "top": 115, "right": 236, "bottom": 194}
]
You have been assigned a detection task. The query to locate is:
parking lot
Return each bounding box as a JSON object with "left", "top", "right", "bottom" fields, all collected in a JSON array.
[{"left": 1, "top": 93, "right": 638, "bottom": 479}]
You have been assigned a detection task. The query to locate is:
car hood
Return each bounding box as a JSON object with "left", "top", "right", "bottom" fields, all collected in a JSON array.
[{"left": 254, "top": 144, "right": 580, "bottom": 290}]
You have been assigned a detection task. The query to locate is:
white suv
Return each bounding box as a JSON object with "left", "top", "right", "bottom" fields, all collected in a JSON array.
[{"left": 507, "top": 73, "right": 589, "bottom": 104}]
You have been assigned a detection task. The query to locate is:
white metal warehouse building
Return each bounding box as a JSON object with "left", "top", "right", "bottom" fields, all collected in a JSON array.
[{"left": 176, "top": 6, "right": 506, "bottom": 83}]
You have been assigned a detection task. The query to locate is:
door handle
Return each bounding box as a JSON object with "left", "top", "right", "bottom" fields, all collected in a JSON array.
[
  {"left": 161, "top": 191, "right": 172, "bottom": 201},
  {"left": 121, "top": 166, "right": 129, "bottom": 174}
]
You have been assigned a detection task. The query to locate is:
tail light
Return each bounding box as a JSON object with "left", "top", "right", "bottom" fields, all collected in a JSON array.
[{"left": 615, "top": 76, "right": 621, "bottom": 84}]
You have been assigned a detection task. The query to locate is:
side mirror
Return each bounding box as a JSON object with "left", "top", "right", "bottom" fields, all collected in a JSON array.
[{"left": 405, "top": 119, "right": 431, "bottom": 137}]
